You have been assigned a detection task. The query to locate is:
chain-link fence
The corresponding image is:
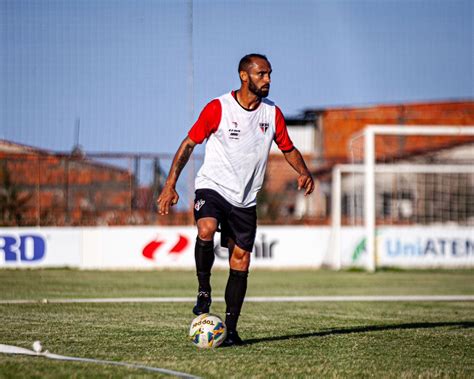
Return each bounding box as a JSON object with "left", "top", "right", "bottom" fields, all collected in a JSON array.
[
  {"left": 343, "top": 132, "right": 474, "bottom": 227},
  {"left": 0, "top": 151, "right": 325, "bottom": 226},
  {"left": 0, "top": 153, "right": 197, "bottom": 226}
]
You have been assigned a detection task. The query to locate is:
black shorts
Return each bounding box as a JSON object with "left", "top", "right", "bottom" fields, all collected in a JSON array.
[{"left": 193, "top": 189, "right": 257, "bottom": 252}]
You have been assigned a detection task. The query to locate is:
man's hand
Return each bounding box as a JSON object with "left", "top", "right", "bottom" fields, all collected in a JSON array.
[
  {"left": 155, "top": 136, "right": 196, "bottom": 216},
  {"left": 157, "top": 185, "right": 179, "bottom": 215},
  {"left": 283, "top": 148, "right": 315, "bottom": 196},
  {"left": 297, "top": 172, "right": 315, "bottom": 196}
]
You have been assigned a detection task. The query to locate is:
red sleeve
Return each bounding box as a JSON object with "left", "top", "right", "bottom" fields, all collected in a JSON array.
[
  {"left": 274, "top": 106, "right": 294, "bottom": 152},
  {"left": 188, "top": 99, "right": 222, "bottom": 144}
]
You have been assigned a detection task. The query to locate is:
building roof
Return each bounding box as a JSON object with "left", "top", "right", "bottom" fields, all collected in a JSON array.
[
  {"left": 287, "top": 99, "right": 474, "bottom": 125},
  {"left": 0, "top": 139, "right": 52, "bottom": 155},
  {"left": 0, "top": 139, "right": 130, "bottom": 174}
]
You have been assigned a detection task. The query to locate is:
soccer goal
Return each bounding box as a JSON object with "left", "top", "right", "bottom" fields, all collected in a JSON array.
[{"left": 327, "top": 125, "right": 474, "bottom": 271}]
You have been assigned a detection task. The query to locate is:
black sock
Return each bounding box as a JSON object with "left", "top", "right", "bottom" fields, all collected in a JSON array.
[
  {"left": 195, "top": 237, "right": 215, "bottom": 294},
  {"left": 225, "top": 269, "right": 249, "bottom": 331}
]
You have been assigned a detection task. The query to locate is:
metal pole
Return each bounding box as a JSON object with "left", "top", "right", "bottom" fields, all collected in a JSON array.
[
  {"left": 36, "top": 156, "right": 41, "bottom": 226},
  {"left": 364, "top": 129, "right": 376, "bottom": 272},
  {"left": 330, "top": 166, "right": 342, "bottom": 270},
  {"left": 65, "top": 158, "right": 70, "bottom": 225}
]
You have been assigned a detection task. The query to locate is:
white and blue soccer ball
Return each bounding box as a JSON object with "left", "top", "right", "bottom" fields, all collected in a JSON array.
[{"left": 189, "top": 313, "right": 227, "bottom": 348}]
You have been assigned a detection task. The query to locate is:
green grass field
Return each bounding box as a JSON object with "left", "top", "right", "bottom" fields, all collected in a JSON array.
[{"left": 1, "top": 269, "right": 473, "bottom": 378}]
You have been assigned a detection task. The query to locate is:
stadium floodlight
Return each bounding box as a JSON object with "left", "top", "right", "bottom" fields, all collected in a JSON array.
[{"left": 328, "top": 125, "right": 474, "bottom": 272}]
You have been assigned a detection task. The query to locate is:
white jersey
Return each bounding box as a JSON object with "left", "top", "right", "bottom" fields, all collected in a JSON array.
[{"left": 188, "top": 92, "right": 294, "bottom": 208}]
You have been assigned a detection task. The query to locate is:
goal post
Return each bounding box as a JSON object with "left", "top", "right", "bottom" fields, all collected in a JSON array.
[{"left": 327, "top": 125, "right": 474, "bottom": 271}]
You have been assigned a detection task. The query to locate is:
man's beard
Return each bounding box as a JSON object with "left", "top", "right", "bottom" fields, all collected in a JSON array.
[{"left": 249, "top": 77, "right": 270, "bottom": 98}]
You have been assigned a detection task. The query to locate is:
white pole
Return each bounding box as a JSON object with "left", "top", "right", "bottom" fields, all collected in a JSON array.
[
  {"left": 364, "top": 129, "right": 376, "bottom": 272},
  {"left": 330, "top": 166, "right": 342, "bottom": 270}
]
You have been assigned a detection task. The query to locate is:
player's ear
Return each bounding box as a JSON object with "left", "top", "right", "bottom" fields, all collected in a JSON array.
[{"left": 239, "top": 70, "right": 248, "bottom": 83}]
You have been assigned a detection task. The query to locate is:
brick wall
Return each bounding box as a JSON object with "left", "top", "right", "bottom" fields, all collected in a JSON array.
[
  {"left": 320, "top": 101, "right": 474, "bottom": 162},
  {"left": 0, "top": 151, "right": 134, "bottom": 226}
]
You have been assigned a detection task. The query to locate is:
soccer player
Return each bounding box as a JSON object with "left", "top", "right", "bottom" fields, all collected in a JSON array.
[{"left": 157, "top": 53, "right": 314, "bottom": 346}]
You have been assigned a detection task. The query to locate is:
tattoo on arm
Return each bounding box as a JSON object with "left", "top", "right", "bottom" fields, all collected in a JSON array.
[{"left": 173, "top": 144, "right": 193, "bottom": 179}]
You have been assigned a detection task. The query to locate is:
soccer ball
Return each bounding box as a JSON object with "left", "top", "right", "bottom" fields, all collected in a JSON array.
[{"left": 189, "top": 313, "right": 227, "bottom": 348}]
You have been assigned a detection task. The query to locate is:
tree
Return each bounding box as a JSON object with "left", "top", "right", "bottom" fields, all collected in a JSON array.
[{"left": 0, "top": 161, "right": 32, "bottom": 226}]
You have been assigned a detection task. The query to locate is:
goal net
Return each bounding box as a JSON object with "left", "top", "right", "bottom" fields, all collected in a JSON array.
[{"left": 327, "top": 125, "right": 474, "bottom": 271}]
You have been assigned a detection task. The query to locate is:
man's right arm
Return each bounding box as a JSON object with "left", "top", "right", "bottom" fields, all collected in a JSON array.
[
  {"left": 157, "top": 136, "right": 196, "bottom": 215},
  {"left": 157, "top": 99, "right": 221, "bottom": 215}
]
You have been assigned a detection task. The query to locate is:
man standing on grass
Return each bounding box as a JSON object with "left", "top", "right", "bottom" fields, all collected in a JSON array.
[{"left": 157, "top": 53, "right": 314, "bottom": 346}]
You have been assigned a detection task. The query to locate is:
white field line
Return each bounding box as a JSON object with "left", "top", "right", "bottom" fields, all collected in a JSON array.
[
  {"left": 1, "top": 295, "right": 474, "bottom": 304},
  {"left": 0, "top": 344, "right": 200, "bottom": 378}
]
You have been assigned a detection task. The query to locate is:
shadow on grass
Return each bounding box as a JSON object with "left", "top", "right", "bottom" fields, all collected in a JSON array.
[{"left": 242, "top": 321, "right": 474, "bottom": 346}]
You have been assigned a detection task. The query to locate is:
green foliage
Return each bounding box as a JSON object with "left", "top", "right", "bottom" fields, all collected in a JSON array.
[
  {"left": 256, "top": 183, "right": 280, "bottom": 221},
  {"left": 0, "top": 161, "right": 32, "bottom": 226}
]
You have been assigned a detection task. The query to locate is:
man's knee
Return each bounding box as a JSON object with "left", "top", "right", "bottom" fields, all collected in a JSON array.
[
  {"left": 197, "top": 218, "right": 218, "bottom": 241},
  {"left": 229, "top": 247, "right": 251, "bottom": 271}
]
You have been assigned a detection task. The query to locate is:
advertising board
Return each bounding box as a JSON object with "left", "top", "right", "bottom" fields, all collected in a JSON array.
[
  {"left": 1, "top": 226, "right": 472, "bottom": 269},
  {"left": 0, "top": 228, "right": 81, "bottom": 268}
]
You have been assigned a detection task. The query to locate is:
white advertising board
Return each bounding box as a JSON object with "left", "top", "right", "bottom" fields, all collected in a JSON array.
[
  {"left": 338, "top": 226, "right": 474, "bottom": 268},
  {"left": 213, "top": 226, "right": 329, "bottom": 269},
  {"left": 376, "top": 227, "right": 474, "bottom": 268},
  {"left": 81, "top": 226, "right": 328, "bottom": 269},
  {"left": 1, "top": 226, "right": 472, "bottom": 269},
  {"left": 81, "top": 226, "right": 197, "bottom": 269},
  {"left": 337, "top": 227, "right": 367, "bottom": 268},
  {"left": 0, "top": 227, "right": 81, "bottom": 268}
]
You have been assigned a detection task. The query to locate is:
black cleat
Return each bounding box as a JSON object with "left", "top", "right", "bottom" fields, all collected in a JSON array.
[
  {"left": 221, "top": 330, "right": 244, "bottom": 347},
  {"left": 192, "top": 291, "right": 211, "bottom": 315}
]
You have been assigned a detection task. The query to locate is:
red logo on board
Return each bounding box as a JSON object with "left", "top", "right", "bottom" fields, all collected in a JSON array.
[{"left": 142, "top": 234, "right": 190, "bottom": 260}]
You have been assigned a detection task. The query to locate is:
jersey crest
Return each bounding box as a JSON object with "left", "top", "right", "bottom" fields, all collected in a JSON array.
[{"left": 194, "top": 199, "right": 206, "bottom": 211}]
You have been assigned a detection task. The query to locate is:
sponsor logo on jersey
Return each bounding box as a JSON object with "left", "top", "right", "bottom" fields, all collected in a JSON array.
[
  {"left": 228, "top": 125, "right": 241, "bottom": 140},
  {"left": 194, "top": 199, "right": 206, "bottom": 211}
]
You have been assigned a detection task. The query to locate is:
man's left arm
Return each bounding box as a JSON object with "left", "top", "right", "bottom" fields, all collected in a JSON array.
[{"left": 283, "top": 148, "right": 315, "bottom": 196}]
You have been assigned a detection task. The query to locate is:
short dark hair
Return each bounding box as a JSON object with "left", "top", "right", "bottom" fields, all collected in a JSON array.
[{"left": 238, "top": 53, "right": 269, "bottom": 73}]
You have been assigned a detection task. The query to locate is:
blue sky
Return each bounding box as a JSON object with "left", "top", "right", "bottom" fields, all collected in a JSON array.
[{"left": 1, "top": 0, "right": 472, "bottom": 154}]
